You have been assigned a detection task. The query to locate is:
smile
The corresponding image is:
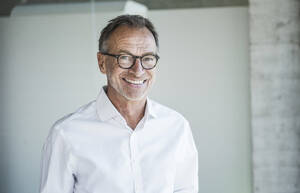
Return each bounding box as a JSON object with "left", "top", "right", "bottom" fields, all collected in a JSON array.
[{"left": 123, "top": 78, "right": 146, "bottom": 85}]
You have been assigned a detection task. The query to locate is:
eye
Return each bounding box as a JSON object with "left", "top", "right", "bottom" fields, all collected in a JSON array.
[
  {"left": 119, "top": 54, "right": 131, "bottom": 61},
  {"left": 143, "top": 55, "right": 155, "bottom": 62}
]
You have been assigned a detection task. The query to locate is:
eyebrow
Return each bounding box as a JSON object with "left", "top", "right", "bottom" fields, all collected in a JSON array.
[{"left": 118, "top": 49, "right": 157, "bottom": 56}]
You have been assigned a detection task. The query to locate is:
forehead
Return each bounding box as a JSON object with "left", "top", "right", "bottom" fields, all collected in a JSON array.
[{"left": 108, "top": 26, "right": 157, "bottom": 53}]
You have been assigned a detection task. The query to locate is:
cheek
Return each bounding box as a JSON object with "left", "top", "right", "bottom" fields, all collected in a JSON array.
[
  {"left": 108, "top": 68, "right": 129, "bottom": 86},
  {"left": 106, "top": 63, "right": 121, "bottom": 80},
  {"left": 149, "top": 70, "right": 156, "bottom": 82}
]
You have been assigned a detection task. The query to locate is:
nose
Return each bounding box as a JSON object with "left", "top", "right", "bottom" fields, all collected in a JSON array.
[{"left": 130, "top": 57, "right": 144, "bottom": 76}]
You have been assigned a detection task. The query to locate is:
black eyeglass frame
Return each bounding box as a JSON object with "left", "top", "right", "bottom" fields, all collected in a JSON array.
[{"left": 101, "top": 52, "right": 160, "bottom": 70}]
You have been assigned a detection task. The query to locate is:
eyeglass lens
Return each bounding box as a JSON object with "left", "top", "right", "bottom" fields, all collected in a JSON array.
[{"left": 118, "top": 54, "right": 157, "bottom": 69}]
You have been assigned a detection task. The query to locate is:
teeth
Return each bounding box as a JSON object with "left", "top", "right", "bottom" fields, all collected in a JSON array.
[{"left": 125, "top": 78, "right": 144, "bottom": 85}]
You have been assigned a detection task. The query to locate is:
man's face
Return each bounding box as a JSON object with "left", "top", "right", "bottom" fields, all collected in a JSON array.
[{"left": 98, "top": 26, "right": 157, "bottom": 102}]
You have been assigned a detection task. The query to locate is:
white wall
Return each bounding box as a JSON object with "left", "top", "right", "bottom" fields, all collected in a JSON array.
[{"left": 0, "top": 5, "right": 251, "bottom": 193}]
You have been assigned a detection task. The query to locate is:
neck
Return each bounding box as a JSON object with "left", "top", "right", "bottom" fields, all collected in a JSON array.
[{"left": 106, "top": 86, "right": 146, "bottom": 130}]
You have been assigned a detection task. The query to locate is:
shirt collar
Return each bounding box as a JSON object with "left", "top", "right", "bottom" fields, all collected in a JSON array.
[
  {"left": 145, "top": 97, "right": 157, "bottom": 119},
  {"left": 96, "top": 86, "right": 157, "bottom": 122}
]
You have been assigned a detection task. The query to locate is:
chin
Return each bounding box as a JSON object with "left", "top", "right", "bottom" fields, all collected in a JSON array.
[{"left": 122, "top": 92, "right": 147, "bottom": 101}]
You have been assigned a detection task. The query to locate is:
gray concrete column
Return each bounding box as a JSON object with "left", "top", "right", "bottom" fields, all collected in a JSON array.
[{"left": 249, "top": 0, "right": 300, "bottom": 193}]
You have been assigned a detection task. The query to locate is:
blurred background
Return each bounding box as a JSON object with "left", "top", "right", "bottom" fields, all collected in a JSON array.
[{"left": 0, "top": 0, "right": 299, "bottom": 193}]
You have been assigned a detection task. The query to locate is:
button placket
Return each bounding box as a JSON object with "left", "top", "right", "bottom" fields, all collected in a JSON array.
[
  {"left": 129, "top": 131, "right": 143, "bottom": 193},
  {"left": 130, "top": 132, "right": 136, "bottom": 165}
]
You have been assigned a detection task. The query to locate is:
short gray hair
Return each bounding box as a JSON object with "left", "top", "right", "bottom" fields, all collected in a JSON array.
[{"left": 98, "top": 14, "right": 159, "bottom": 52}]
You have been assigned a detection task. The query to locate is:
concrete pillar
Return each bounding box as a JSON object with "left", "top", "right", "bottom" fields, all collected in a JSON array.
[{"left": 249, "top": 0, "right": 300, "bottom": 193}]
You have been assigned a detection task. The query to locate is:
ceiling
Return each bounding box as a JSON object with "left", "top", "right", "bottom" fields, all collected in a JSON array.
[{"left": 0, "top": 0, "right": 248, "bottom": 16}]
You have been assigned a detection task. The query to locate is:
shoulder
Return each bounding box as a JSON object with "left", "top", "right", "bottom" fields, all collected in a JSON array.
[
  {"left": 48, "top": 100, "right": 97, "bottom": 137},
  {"left": 149, "top": 99, "right": 190, "bottom": 126}
]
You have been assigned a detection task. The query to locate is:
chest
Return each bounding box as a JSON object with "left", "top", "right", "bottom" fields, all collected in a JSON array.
[{"left": 69, "top": 123, "right": 180, "bottom": 193}]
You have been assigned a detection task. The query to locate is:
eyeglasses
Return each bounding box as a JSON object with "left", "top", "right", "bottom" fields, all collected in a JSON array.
[{"left": 101, "top": 52, "right": 160, "bottom": 70}]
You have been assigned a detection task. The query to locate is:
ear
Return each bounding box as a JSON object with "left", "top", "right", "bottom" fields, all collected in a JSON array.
[{"left": 97, "top": 52, "right": 106, "bottom": 74}]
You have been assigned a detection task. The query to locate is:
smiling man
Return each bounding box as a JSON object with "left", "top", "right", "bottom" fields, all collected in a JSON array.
[{"left": 39, "top": 15, "right": 198, "bottom": 193}]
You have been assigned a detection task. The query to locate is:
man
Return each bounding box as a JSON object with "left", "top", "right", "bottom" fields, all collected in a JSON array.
[{"left": 39, "top": 15, "right": 198, "bottom": 193}]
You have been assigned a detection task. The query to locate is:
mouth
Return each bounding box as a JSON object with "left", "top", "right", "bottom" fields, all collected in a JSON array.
[{"left": 122, "top": 78, "right": 147, "bottom": 86}]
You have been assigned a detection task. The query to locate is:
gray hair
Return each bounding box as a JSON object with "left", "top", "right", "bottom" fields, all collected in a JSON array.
[{"left": 98, "top": 14, "right": 159, "bottom": 52}]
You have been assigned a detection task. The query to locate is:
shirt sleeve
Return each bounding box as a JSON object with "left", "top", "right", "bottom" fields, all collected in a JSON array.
[
  {"left": 174, "top": 120, "right": 199, "bottom": 193},
  {"left": 39, "top": 125, "right": 76, "bottom": 193}
]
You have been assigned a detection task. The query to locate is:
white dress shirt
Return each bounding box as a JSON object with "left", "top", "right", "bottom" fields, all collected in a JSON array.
[{"left": 39, "top": 87, "right": 198, "bottom": 193}]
